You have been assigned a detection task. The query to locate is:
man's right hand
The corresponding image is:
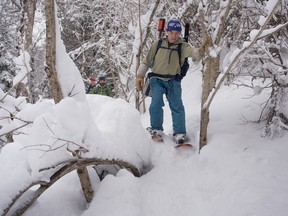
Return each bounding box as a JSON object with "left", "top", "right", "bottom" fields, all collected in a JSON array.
[{"left": 136, "top": 77, "right": 144, "bottom": 91}]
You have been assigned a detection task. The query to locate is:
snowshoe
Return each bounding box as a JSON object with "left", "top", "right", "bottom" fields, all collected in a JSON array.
[
  {"left": 147, "top": 127, "right": 163, "bottom": 142},
  {"left": 173, "top": 134, "right": 193, "bottom": 148}
]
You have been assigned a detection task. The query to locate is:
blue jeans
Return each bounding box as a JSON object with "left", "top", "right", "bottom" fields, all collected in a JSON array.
[{"left": 149, "top": 78, "right": 186, "bottom": 134}]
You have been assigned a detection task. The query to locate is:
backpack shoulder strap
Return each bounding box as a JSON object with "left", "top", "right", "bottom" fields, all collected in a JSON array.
[
  {"left": 155, "top": 38, "right": 163, "bottom": 56},
  {"left": 177, "top": 43, "right": 183, "bottom": 66},
  {"left": 150, "top": 39, "right": 163, "bottom": 68}
]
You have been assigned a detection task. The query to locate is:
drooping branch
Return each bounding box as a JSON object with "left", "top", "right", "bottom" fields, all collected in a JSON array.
[
  {"left": 2, "top": 181, "right": 46, "bottom": 216},
  {"left": 3, "top": 157, "right": 141, "bottom": 216}
]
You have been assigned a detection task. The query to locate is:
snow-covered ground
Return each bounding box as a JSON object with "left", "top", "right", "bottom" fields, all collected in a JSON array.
[{"left": 1, "top": 63, "right": 288, "bottom": 216}]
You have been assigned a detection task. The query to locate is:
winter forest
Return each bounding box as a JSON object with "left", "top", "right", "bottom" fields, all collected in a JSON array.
[{"left": 1, "top": 0, "right": 288, "bottom": 215}]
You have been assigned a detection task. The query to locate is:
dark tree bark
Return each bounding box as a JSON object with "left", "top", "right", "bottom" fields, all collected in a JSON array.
[
  {"left": 45, "top": 0, "right": 63, "bottom": 103},
  {"left": 77, "top": 167, "right": 94, "bottom": 203}
]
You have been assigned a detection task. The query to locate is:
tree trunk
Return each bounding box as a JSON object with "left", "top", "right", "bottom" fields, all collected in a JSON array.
[
  {"left": 199, "top": 55, "right": 220, "bottom": 150},
  {"left": 45, "top": 0, "right": 95, "bottom": 205},
  {"left": 45, "top": 0, "right": 63, "bottom": 104},
  {"left": 77, "top": 167, "right": 94, "bottom": 203},
  {"left": 135, "top": 0, "right": 144, "bottom": 111},
  {"left": 15, "top": 0, "right": 37, "bottom": 99},
  {"left": 199, "top": 0, "right": 280, "bottom": 150},
  {"left": 103, "top": 20, "right": 118, "bottom": 98},
  {"left": 20, "top": 0, "right": 37, "bottom": 54},
  {"left": 198, "top": 1, "right": 231, "bottom": 151},
  {"left": 135, "top": 0, "right": 160, "bottom": 111}
]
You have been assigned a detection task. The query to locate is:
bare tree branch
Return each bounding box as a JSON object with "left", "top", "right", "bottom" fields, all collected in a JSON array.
[
  {"left": 204, "top": 0, "right": 282, "bottom": 111},
  {"left": 3, "top": 157, "right": 141, "bottom": 216}
]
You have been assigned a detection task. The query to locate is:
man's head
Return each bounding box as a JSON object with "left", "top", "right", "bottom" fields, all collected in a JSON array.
[
  {"left": 98, "top": 76, "right": 106, "bottom": 85},
  {"left": 166, "top": 19, "right": 182, "bottom": 43}
]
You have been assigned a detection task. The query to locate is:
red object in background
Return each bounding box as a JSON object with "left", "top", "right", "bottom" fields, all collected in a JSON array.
[
  {"left": 90, "top": 77, "right": 96, "bottom": 82},
  {"left": 158, "top": 18, "right": 165, "bottom": 31},
  {"left": 157, "top": 18, "right": 166, "bottom": 38}
]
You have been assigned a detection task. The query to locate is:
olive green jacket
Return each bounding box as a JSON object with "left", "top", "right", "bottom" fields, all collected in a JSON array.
[
  {"left": 137, "top": 37, "right": 201, "bottom": 78},
  {"left": 92, "top": 85, "right": 113, "bottom": 97}
]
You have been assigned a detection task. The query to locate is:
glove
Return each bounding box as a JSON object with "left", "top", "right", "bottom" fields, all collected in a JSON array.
[{"left": 136, "top": 77, "right": 144, "bottom": 91}]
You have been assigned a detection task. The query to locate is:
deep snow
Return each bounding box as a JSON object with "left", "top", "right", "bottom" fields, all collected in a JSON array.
[{"left": 1, "top": 61, "right": 288, "bottom": 216}]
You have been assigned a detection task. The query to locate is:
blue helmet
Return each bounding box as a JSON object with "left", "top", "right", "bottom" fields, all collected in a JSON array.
[{"left": 167, "top": 19, "right": 182, "bottom": 32}]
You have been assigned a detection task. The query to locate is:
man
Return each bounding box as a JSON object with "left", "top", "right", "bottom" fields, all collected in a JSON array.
[
  {"left": 135, "top": 19, "right": 207, "bottom": 144},
  {"left": 93, "top": 76, "right": 113, "bottom": 97},
  {"left": 86, "top": 77, "right": 97, "bottom": 94}
]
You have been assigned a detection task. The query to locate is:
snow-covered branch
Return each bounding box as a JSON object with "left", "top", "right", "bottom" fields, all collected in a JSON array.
[
  {"left": 203, "top": 0, "right": 282, "bottom": 110},
  {"left": 3, "top": 157, "right": 141, "bottom": 216},
  {"left": 257, "top": 21, "right": 288, "bottom": 40},
  {"left": 0, "top": 52, "right": 31, "bottom": 102}
]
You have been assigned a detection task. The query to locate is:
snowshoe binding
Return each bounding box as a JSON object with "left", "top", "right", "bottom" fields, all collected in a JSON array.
[
  {"left": 173, "top": 133, "right": 192, "bottom": 148},
  {"left": 147, "top": 127, "right": 163, "bottom": 142}
]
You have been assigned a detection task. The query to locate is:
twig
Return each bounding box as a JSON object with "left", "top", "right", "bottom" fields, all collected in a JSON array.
[
  {"left": 42, "top": 116, "right": 55, "bottom": 136},
  {"left": 0, "top": 122, "right": 30, "bottom": 138}
]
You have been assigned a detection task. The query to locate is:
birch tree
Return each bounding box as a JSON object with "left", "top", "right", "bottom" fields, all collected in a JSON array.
[
  {"left": 15, "top": 0, "right": 38, "bottom": 99},
  {"left": 45, "top": 0, "right": 63, "bottom": 103},
  {"left": 197, "top": 0, "right": 287, "bottom": 150}
]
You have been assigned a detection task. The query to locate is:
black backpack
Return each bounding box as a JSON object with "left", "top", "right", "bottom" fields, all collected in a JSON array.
[
  {"left": 151, "top": 38, "right": 190, "bottom": 81},
  {"left": 143, "top": 39, "right": 190, "bottom": 97}
]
